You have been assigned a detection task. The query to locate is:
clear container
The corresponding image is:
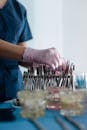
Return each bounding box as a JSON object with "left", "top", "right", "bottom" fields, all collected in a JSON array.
[
  {"left": 59, "top": 89, "right": 87, "bottom": 116},
  {"left": 46, "top": 87, "right": 61, "bottom": 110},
  {"left": 17, "top": 90, "right": 47, "bottom": 119}
]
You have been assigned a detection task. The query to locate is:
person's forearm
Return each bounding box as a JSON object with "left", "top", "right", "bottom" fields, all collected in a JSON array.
[
  {"left": 0, "top": 39, "right": 67, "bottom": 70},
  {"left": 0, "top": 39, "right": 25, "bottom": 61}
]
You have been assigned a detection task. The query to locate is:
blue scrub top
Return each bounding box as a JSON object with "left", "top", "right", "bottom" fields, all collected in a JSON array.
[{"left": 0, "top": 0, "right": 32, "bottom": 101}]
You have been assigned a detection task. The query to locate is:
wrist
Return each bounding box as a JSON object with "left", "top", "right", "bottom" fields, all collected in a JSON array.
[{"left": 23, "top": 48, "right": 37, "bottom": 62}]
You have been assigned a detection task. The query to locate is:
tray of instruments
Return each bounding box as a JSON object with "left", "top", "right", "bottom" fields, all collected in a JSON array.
[
  {"left": 11, "top": 61, "right": 87, "bottom": 130},
  {"left": 23, "top": 63, "right": 75, "bottom": 90}
]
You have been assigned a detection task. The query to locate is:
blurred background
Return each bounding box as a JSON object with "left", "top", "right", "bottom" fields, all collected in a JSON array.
[{"left": 19, "top": 0, "right": 87, "bottom": 73}]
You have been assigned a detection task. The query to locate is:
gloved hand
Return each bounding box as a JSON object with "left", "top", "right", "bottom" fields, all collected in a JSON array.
[
  {"left": 23, "top": 47, "right": 66, "bottom": 70},
  {"left": 57, "top": 57, "right": 67, "bottom": 71}
]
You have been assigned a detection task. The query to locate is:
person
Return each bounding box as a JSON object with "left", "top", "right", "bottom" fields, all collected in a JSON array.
[{"left": 0, "top": 0, "right": 66, "bottom": 102}]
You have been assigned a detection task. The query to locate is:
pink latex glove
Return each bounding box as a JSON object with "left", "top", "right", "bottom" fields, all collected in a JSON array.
[
  {"left": 23, "top": 47, "right": 66, "bottom": 70},
  {"left": 57, "top": 57, "right": 67, "bottom": 71}
]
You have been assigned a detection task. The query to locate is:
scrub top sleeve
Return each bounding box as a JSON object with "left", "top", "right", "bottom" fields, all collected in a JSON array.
[{"left": 18, "top": 12, "right": 33, "bottom": 43}]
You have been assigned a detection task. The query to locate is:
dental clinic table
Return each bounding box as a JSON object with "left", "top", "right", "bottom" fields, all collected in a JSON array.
[{"left": 0, "top": 102, "right": 87, "bottom": 130}]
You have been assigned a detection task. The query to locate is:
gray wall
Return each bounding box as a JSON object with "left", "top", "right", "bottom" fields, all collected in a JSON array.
[{"left": 63, "top": 0, "right": 87, "bottom": 72}]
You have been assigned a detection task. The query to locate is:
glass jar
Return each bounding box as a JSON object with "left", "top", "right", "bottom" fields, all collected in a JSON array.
[
  {"left": 17, "top": 90, "right": 47, "bottom": 119},
  {"left": 59, "top": 89, "right": 87, "bottom": 116}
]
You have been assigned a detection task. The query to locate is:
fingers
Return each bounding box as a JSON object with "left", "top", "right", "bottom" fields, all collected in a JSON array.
[
  {"left": 45, "top": 48, "right": 62, "bottom": 70},
  {"left": 45, "top": 48, "right": 60, "bottom": 69},
  {"left": 45, "top": 48, "right": 67, "bottom": 71},
  {"left": 59, "top": 57, "right": 67, "bottom": 70}
]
